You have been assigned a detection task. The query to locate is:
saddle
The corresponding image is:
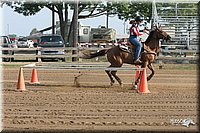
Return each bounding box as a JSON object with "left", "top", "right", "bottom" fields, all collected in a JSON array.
[{"left": 118, "top": 42, "right": 145, "bottom": 54}]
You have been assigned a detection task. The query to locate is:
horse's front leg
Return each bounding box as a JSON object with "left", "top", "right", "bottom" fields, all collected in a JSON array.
[
  {"left": 134, "top": 62, "right": 147, "bottom": 89},
  {"left": 147, "top": 63, "right": 154, "bottom": 81},
  {"left": 134, "top": 71, "right": 142, "bottom": 90}
]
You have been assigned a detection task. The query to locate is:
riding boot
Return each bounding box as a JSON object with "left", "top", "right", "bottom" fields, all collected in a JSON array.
[{"left": 133, "top": 48, "right": 141, "bottom": 64}]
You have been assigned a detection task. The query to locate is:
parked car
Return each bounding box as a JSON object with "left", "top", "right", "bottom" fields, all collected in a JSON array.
[
  {"left": 17, "top": 37, "right": 34, "bottom": 48},
  {"left": 37, "top": 34, "right": 65, "bottom": 62},
  {"left": 0, "top": 36, "right": 17, "bottom": 61}
]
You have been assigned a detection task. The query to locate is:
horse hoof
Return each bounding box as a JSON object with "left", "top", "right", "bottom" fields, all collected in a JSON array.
[
  {"left": 120, "top": 83, "right": 123, "bottom": 88},
  {"left": 134, "top": 85, "right": 138, "bottom": 90},
  {"left": 110, "top": 80, "right": 115, "bottom": 86}
]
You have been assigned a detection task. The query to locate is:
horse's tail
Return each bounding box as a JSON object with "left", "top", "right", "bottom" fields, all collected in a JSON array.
[{"left": 80, "top": 49, "right": 109, "bottom": 59}]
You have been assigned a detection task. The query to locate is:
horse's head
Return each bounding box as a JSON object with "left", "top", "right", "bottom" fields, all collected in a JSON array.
[
  {"left": 145, "top": 26, "right": 171, "bottom": 52},
  {"left": 154, "top": 26, "right": 171, "bottom": 41}
]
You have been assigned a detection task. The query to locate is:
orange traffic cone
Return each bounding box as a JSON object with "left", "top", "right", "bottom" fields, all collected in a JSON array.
[
  {"left": 139, "top": 68, "right": 150, "bottom": 93},
  {"left": 17, "top": 68, "right": 26, "bottom": 91},
  {"left": 30, "top": 68, "right": 40, "bottom": 84}
]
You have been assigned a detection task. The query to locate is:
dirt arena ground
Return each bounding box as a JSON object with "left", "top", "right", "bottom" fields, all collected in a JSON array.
[{"left": 2, "top": 62, "right": 199, "bottom": 132}]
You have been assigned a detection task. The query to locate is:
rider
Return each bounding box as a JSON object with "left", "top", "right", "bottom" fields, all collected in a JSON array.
[{"left": 129, "top": 16, "right": 145, "bottom": 64}]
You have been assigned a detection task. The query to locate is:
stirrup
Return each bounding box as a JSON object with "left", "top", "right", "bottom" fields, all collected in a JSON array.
[{"left": 134, "top": 58, "right": 142, "bottom": 64}]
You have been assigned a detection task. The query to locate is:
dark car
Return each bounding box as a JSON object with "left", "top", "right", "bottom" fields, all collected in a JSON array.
[
  {"left": 0, "top": 36, "right": 17, "bottom": 61},
  {"left": 37, "top": 35, "right": 65, "bottom": 62}
]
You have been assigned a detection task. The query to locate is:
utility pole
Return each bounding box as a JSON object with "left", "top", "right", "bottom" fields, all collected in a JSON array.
[
  {"left": 72, "top": 0, "right": 78, "bottom": 61},
  {"left": 52, "top": 5, "right": 55, "bottom": 34},
  {"left": 106, "top": 10, "right": 109, "bottom": 28},
  {"left": 106, "top": 2, "right": 109, "bottom": 28},
  {"left": 152, "top": 0, "right": 158, "bottom": 27}
]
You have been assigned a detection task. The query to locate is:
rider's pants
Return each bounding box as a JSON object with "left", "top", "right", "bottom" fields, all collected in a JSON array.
[{"left": 129, "top": 35, "right": 142, "bottom": 60}]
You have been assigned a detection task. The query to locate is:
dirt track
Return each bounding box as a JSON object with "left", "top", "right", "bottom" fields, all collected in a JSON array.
[{"left": 2, "top": 63, "right": 199, "bottom": 132}]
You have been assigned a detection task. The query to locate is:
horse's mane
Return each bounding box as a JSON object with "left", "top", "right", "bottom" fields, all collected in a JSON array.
[{"left": 145, "top": 29, "right": 155, "bottom": 44}]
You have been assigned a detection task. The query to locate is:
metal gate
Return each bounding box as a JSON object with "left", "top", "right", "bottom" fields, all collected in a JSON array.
[{"left": 152, "top": 1, "right": 198, "bottom": 50}]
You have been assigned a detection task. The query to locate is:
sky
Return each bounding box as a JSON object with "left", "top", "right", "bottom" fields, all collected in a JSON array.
[{"left": 1, "top": 4, "right": 128, "bottom": 37}]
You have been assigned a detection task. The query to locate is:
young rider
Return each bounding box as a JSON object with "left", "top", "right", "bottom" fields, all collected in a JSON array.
[{"left": 129, "top": 16, "right": 145, "bottom": 64}]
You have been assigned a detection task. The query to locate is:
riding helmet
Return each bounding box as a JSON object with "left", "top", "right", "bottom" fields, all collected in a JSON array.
[{"left": 135, "top": 16, "right": 143, "bottom": 22}]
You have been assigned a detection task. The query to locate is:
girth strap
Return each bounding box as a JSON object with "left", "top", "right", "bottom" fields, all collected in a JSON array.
[{"left": 143, "top": 48, "right": 157, "bottom": 56}]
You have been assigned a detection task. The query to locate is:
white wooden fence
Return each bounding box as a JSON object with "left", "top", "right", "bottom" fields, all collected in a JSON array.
[{"left": 0, "top": 47, "right": 198, "bottom": 63}]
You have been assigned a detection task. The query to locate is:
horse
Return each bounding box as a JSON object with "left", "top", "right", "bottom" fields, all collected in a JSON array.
[{"left": 81, "top": 26, "right": 171, "bottom": 89}]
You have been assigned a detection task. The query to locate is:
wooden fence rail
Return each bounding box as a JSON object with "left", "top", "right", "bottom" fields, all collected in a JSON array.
[{"left": 0, "top": 47, "right": 198, "bottom": 62}]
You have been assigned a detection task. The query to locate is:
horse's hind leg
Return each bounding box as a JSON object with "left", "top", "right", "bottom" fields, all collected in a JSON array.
[
  {"left": 111, "top": 71, "right": 123, "bottom": 87},
  {"left": 105, "top": 70, "right": 115, "bottom": 86},
  {"left": 134, "top": 71, "right": 141, "bottom": 89}
]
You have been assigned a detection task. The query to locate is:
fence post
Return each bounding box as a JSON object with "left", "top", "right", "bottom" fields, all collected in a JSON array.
[
  {"left": 38, "top": 48, "right": 41, "bottom": 62},
  {"left": 72, "top": 0, "right": 78, "bottom": 62}
]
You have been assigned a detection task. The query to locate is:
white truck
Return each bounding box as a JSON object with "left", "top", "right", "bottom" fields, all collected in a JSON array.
[{"left": 90, "top": 27, "right": 116, "bottom": 43}]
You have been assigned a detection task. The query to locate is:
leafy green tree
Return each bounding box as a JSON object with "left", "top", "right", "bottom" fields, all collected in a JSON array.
[
  {"left": 111, "top": 1, "right": 152, "bottom": 21},
  {"left": 30, "top": 28, "right": 39, "bottom": 36},
  {"left": 2, "top": 1, "right": 108, "bottom": 43}
]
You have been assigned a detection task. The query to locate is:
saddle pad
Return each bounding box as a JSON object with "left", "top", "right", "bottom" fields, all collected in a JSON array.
[{"left": 118, "top": 45, "right": 131, "bottom": 53}]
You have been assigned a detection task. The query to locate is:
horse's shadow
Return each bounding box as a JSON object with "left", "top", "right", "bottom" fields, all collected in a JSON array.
[
  {"left": 75, "top": 83, "right": 136, "bottom": 93},
  {"left": 73, "top": 84, "right": 111, "bottom": 89}
]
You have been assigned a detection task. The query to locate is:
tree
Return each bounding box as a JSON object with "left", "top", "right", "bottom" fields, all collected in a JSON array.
[
  {"left": 30, "top": 28, "right": 39, "bottom": 35},
  {"left": 2, "top": 1, "right": 108, "bottom": 43},
  {"left": 111, "top": 1, "right": 152, "bottom": 21}
]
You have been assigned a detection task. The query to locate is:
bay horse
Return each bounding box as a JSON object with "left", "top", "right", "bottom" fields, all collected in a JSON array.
[{"left": 81, "top": 26, "right": 171, "bottom": 88}]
